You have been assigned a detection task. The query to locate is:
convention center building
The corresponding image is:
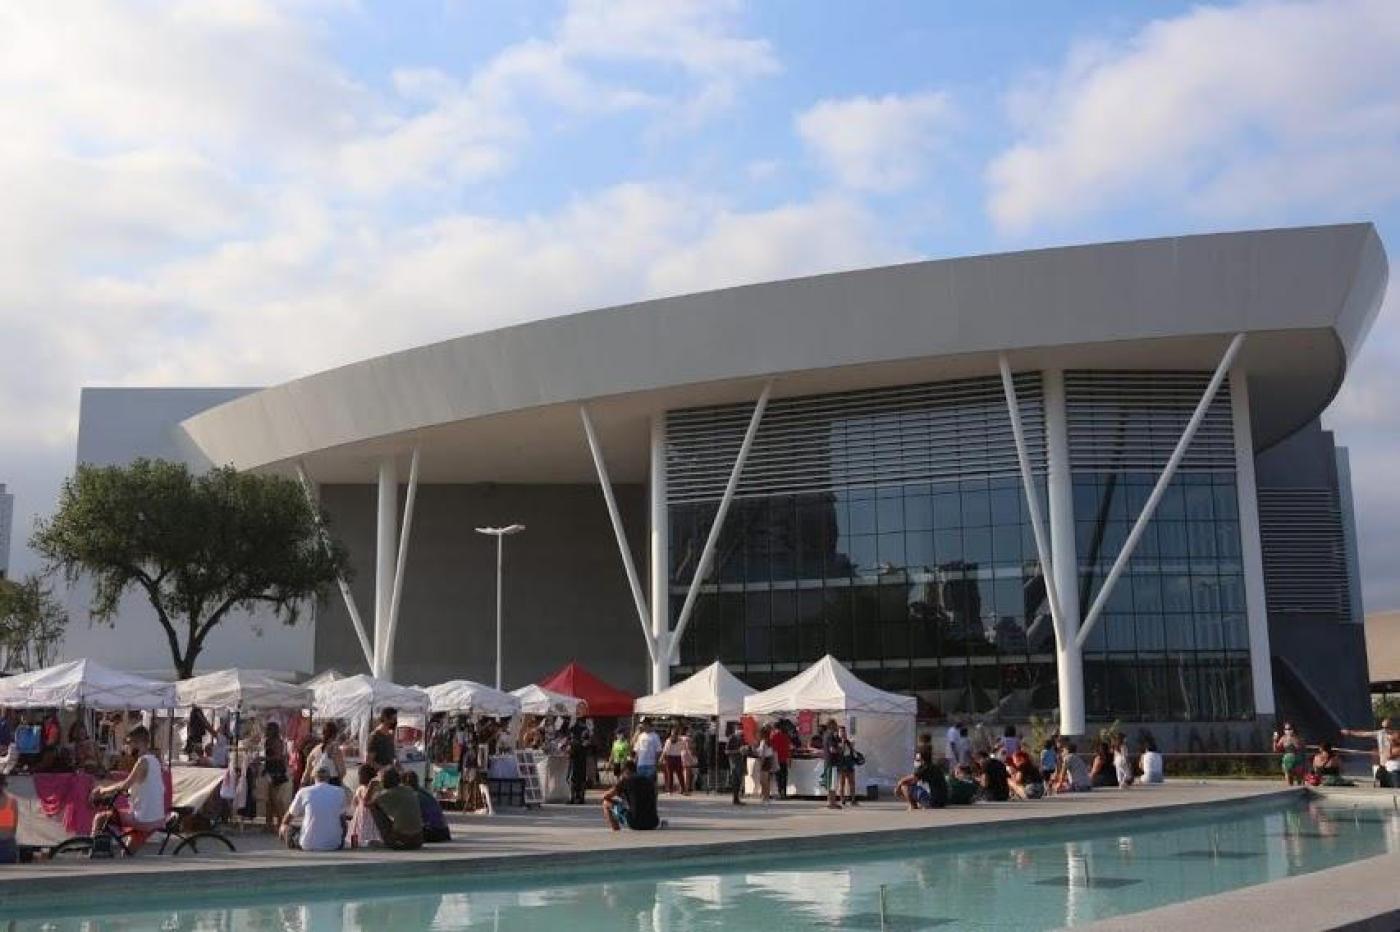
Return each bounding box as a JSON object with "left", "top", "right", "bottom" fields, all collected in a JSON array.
[{"left": 68, "top": 223, "right": 1388, "bottom": 744}]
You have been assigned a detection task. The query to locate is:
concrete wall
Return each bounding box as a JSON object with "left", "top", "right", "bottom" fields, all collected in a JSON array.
[{"left": 315, "top": 483, "right": 649, "bottom": 693}]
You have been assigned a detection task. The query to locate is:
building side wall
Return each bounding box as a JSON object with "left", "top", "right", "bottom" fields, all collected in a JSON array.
[{"left": 314, "top": 483, "right": 649, "bottom": 692}]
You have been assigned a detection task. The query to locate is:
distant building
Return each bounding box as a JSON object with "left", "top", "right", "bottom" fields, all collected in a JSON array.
[
  {"left": 1366, "top": 610, "right": 1400, "bottom": 702},
  {"left": 0, "top": 483, "right": 12, "bottom": 580}
]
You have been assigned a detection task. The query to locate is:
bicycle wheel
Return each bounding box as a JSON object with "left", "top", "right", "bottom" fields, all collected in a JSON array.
[
  {"left": 172, "top": 831, "right": 236, "bottom": 855},
  {"left": 49, "top": 837, "right": 94, "bottom": 859}
]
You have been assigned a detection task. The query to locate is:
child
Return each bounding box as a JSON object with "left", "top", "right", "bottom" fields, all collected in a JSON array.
[{"left": 347, "top": 763, "right": 383, "bottom": 848}]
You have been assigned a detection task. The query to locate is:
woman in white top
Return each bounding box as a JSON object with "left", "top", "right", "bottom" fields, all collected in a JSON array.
[
  {"left": 302, "top": 722, "right": 347, "bottom": 787},
  {"left": 1112, "top": 736, "right": 1134, "bottom": 788},
  {"left": 755, "top": 726, "right": 776, "bottom": 803},
  {"left": 91, "top": 725, "right": 166, "bottom": 842},
  {"left": 1139, "top": 743, "right": 1164, "bottom": 784}
]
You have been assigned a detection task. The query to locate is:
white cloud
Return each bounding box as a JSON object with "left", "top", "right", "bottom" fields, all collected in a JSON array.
[
  {"left": 797, "top": 92, "right": 955, "bottom": 193},
  {"left": 987, "top": 0, "right": 1400, "bottom": 232}
]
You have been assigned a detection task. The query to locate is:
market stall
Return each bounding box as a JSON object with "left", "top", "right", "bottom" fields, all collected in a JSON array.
[
  {"left": 422, "top": 680, "right": 522, "bottom": 801},
  {"left": 536, "top": 662, "right": 635, "bottom": 718},
  {"left": 635, "top": 662, "right": 754, "bottom": 793},
  {"left": 510, "top": 684, "right": 586, "bottom": 717},
  {"left": 742, "top": 655, "right": 915, "bottom": 794},
  {"left": 310, "top": 674, "right": 429, "bottom": 785},
  {"left": 0, "top": 660, "right": 180, "bottom": 846}
]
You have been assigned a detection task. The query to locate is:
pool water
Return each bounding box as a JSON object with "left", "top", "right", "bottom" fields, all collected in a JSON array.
[{"left": 11, "top": 797, "right": 1400, "bottom": 931}]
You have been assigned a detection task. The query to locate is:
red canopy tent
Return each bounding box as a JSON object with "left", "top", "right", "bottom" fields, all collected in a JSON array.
[{"left": 536, "top": 662, "right": 636, "bottom": 717}]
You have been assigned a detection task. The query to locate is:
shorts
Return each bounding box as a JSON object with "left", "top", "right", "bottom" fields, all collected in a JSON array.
[
  {"left": 609, "top": 800, "right": 632, "bottom": 828},
  {"left": 1023, "top": 782, "right": 1045, "bottom": 800},
  {"left": 911, "top": 784, "right": 931, "bottom": 807},
  {"left": 637, "top": 764, "right": 656, "bottom": 780}
]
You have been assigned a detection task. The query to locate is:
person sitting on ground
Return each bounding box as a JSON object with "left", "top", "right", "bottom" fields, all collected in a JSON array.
[
  {"left": 1340, "top": 717, "right": 1395, "bottom": 788},
  {"left": 995, "top": 725, "right": 1021, "bottom": 761},
  {"left": 1309, "top": 742, "right": 1350, "bottom": 787},
  {"left": 1112, "top": 735, "right": 1135, "bottom": 788},
  {"left": 1054, "top": 743, "right": 1092, "bottom": 793},
  {"left": 896, "top": 749, "right": 946, "bottom": 810},
  {"left": 280, "top": 762, "right": 351, "bottom": 851},
  {"left": 0, "top": 773, "right": 19, "bottom": 863},
  {"left": 369, "top": 767, "right": 424, "bottom": 850},
  {"left": 973, "top": 750, "right": 1010, "bottom": 802},
  {"left": 1039, "top": 740, "right": 1059, "bottom": 785},
  {"left": 403, "top": 771, "right": 451, "bottom": 843},
  {"left": 1089, "top": 741, "right": 1116, "bottom": 788},
  {"left": 602, "top": 759, "right": 662, "bottom": 831},
  {"left": 90, "top": 725, "right": 167, "bottom": 852},
  {"left": 1008, "top": 750, "right": 1045, "bottom": 801},
  {"left": 947, "top": 764, "right": 978, "bottom": 805},
  {"left": 1139, "top": 741, "right": 1164, "bottom": 784}
]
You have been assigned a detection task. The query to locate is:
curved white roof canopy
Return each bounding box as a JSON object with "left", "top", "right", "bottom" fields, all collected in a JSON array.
[
  {"left": 510, "top": 684, "right": 585, "bottom": 717},
  {"left": 175, "top": 669, "right": 313, "bottom": 712},
  {"left": 634, "top": 661, "right": 755, "bottom": 719},
  {"left": 743, "top": 655, "right": 916, "bottom": 717},
  {"left": 311, "top": 673, "right": 428, "bottom": 722},
  {"left": 426, "top": 680, "right": 521, "bottom": 718},
  {"left": 179, "top": 223, "right": 1388, "bottom": 482},
  {"left": 0, "top": 660, "right": 177, "bottom": 711}
]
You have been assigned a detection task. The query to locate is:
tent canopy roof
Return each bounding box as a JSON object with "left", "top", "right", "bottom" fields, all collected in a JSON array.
[
  {"left": 175, "top": 669, "right": 312, "bottom": 712},
  {"left": 0, "top": 660, "right": 176, "bottom": 711},
  {"left": 743, "top": 656, "right": 916, "bottom": 717},
  {"left": 311, "top": 674, "right": 428, "bottom": 721},
  {"left": 537, "top": 662, "right": 635, "bottom": 717},
  {"left": 510, "top": 684, "right": 586, "bottom": 717},
  {"left": 426, "top": 680, "right": 520, "bottom": 717},
  {"left": 634, "top": 662, "right": 755, "bottom": 719}
]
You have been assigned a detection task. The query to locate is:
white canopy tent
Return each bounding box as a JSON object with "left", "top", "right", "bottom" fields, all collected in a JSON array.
[
  {"left": 0, "top": 659, "right": 176, "bottom": 711},
  {"left": 312, "top": 674, "right": 428, "bottom": 755},
  {"left": 743, "top": 655, "right": 916, "bottom": 788},
  {"left": 634, "top": 662, "right": 754, "bottom": 720},
  {"left": 303, "top": 669, "right": 347, "bottom": 690},
  {"left": 175, "top": 669, "right": 313, "bottom": 712},
  {"left": 510, "top": 684, "right": 585, "bottom": 717},
  {"left": 426, "top": 680, "right": 521, "bottom": 718}
]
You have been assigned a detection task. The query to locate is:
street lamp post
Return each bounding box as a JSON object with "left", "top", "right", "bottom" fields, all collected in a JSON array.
[{"left": 475, "top": 524, "right": 525, "bottom": 689}]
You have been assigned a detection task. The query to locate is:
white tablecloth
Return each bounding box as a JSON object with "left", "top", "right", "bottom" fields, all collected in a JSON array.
[{"left": 744, "top": 757, "right": 835, "bottom": 797}]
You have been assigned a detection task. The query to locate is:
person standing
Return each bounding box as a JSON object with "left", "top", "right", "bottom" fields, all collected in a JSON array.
[
  {"left": 836, "top": 725, "right": 859, "bottom": 807},
  {"left": 260, "top": 726, "right": 293, "bottom": 831},
  {"left": 567, "top": 725, "right": 590, "bottom": 805},
  {"left": 944, "top": 721, "right": 962, "bottom": 771},
  {"left": 822, "top": 723, "right": 843, "bottom": 810},
  {"left": 725, "top": 726, "right": 748, "bottom": 806},
  {"left": 754, "top": 726, "right": 776, "bottom": 804},
  {"left": 303, "top": 722, "right": 347, "bottom": 787},
  {"left": 632, "top": 723, "right": 662, "bottom": 781},
  {"left": 1273, "top": 722, "right": 1306, "bottom": 786},
  {"left": 769, "top": 725, "right": 792, "bottom": 800},
  {"left": 608, "top": 728, "right": 631, "bottom": 781},
  {"left": 661, "top": 727, "right": 683, "bottom": 794},
  {"left": 367, "top": 708, "right": 398, "bottom": 770}
]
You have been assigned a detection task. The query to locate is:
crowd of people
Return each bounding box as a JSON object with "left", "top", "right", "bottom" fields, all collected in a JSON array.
[{"left": 1281, "top": 717, "right": 1399, "bottom": 787}]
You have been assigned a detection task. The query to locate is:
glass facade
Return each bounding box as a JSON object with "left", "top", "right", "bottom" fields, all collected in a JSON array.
[{"left": 667, "top": 372, "right": 1256, "bottom": 724}]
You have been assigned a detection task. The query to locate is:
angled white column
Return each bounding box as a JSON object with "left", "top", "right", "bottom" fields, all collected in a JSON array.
[
  {"left": 998, "top": 354, "right": 1064, "bottom": 645},
  {"left": 382, "top": 446, "right": 421, "bottom": 682},
  {"left": 648, "top": 414, "right": 671, "bottom": 692},
  {"left": 1043, "top": 369, "right": 1085, "bottom": 736},
  {"left": 668, "top": 380, "right": 773, "bottom": 663},
  {"left": 374, "top": 456, "right": 399, "bottom": 678},
  {"left": 579, "top": 404, "right": 656, "bottom": 667},
  {"left": 1077, "top": 333, "right": 1246, "bottom": 648},
  {"left": 1231, "top": 365, "right": 1276, "bottom": 716},
  {"left": 295, "top": 462, "right": 375, "bottom": 671}
]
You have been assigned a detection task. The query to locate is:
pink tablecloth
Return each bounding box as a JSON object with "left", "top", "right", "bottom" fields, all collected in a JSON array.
[{"left": 14, "top": 768, "right": 176, "bottom": 847}]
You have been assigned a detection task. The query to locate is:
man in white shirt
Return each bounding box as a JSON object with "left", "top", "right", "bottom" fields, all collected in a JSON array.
[
  {"left": 632, "top": 725, "right": 662, "bottom": 781},
  {"left": 944, "top": 722, "right": 962, "bottom": 770},
  {"left": 280, "top": 763, "right": 350, "bottom": 851},
  {"left": 1342, "top": 718, "right": 1395, "bottom": 787}
]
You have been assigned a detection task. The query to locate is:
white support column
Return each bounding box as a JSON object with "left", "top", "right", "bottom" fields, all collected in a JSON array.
[
  {"left": 1231, "top": 365, "right": 1276, "bottom": 716},
  {"left": 998, "top": 354, "right": 1064, "bottom": 645},
  {"left": 669, "top": 380, "right": 773, "bottom": 663},
  {"left": 383, "top": 446, "right": 421, "bottom": 682},
  {"left": 295, "top": 462, "right": 375, "bottom": 671},
  {"left": 580, "top": 404, "right": 656, "bottom": 666},
  {"left": 1044, "top": 369, "right": 1085, "bottom": 737},
  {"left": 649, "top": 414, "right": 671, "bottom": 692},
  {"left": 374, "top": 456, "right": 399, "bottom": 678},
  {"left": 1077, "top": 333, "right": 1246, "bottom": 648}
]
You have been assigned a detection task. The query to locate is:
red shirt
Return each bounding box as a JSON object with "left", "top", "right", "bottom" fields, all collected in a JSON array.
[{"left": 769, "top": 730, "right": 792, "bottom": 765}]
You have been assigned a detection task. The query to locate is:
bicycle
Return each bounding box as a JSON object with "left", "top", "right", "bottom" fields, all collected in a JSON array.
[{"left": 48, "top": 790, "right": 236, "bottom": 858}]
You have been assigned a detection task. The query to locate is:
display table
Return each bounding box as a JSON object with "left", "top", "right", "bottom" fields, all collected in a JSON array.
[
  {"left": 9, "top": 765, "right": 220, "bottom": 848},
  {"left": 743, "top": 757, "right": 834, "bottom": 797},
  {"left": 542, "top": 755, "right": 570, "bottom": 803}
]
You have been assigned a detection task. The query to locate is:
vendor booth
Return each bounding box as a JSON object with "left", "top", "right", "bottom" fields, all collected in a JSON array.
[
  {"left": 427, "top": 680, "right": 521, "bottom": 719},
  {"left": 634, "top": 661, "right": 753, "bottom": 720},
  {"left": 0, "top": 660, "right": 181, "bottom": 847},
  {"left": 742, "top": 655, "right": 915, "bottom": 795},
  {"left": 176, "top": 669, "right": 313, "bottom": 713},
  {"left": 536, "top": 662, "right": 635, "bottom": 717},
  {"left": 510, "top": 684, "right": 585, "bottom": 717},
  {"left": 311, "top": 674, "right": 429, "bottom": 787}
]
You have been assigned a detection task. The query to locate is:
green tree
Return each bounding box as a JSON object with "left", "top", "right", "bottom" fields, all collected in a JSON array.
[
  {"left": 0, "top": 574, "right": 68, "bottom": 672},
  {"left": 31, "top": 458, "right": 350, "bottom": 679}
]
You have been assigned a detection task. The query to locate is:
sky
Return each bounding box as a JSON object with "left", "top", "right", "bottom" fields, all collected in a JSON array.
[{"left": 1, "top": 0, "right": 1398, "bottom": 609}]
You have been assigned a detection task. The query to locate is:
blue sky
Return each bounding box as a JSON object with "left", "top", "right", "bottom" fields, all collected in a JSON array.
[{"left": 1, "top": 0, "right": 1398, "bottom": 610}]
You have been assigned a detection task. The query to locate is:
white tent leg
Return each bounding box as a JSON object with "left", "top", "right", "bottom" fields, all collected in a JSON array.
[
  {"left": 1077, "top": 333, "right": 1246, "bottom": 648},
  {"left": 668, "top": 380, "right": 773, "bottom": 663},
  {"left": 580, "top": 404, "right": 656, "bottom": 665},
  {"left": 295, "top": 461, "right": 375, "bottom": 671}
]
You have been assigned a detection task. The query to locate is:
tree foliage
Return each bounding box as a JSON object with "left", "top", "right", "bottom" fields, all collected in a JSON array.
[
  {"left": 0, "top": 574, "right": 68, "bottom": 672},
  {"left": 31, "top": 458, "right": 350, "bottom": 679}
]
